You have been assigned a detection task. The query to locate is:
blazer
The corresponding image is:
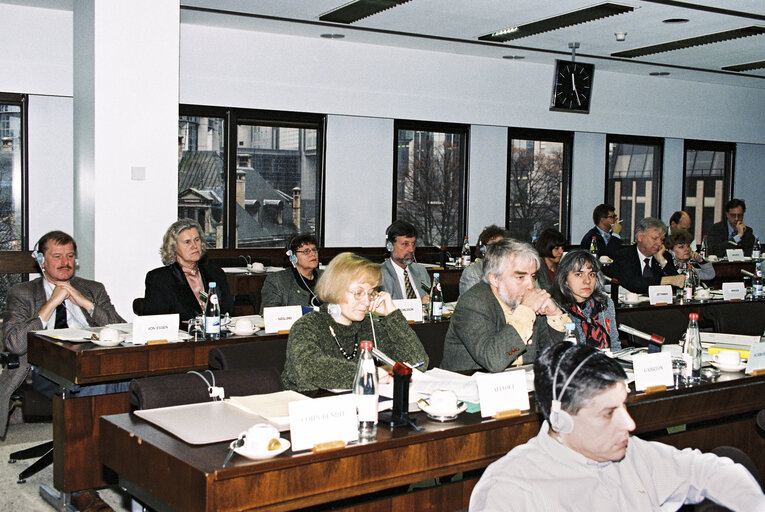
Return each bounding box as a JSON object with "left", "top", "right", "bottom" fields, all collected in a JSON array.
[
  {"left": 611, "top": 245, "right": 678, "bottom": 294},
  {"left": 380, "top": 259, "right": 431, "bottom": 300},
  {"left": 260, "top": 267, "right": 323, "bottom": 313},
  {"left": 579, "top": 226, "right": 622, "bottom": 260},
  {"left": 707, "top": 221, "right": 755, "bottom": 257},
  {"left": 143, "top": 262, "right": 234, "bottom": 324}
]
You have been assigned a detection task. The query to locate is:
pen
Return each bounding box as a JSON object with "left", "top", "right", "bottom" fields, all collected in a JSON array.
[{"left": 409, "top": 361, "right": 425, "bottom": 369}]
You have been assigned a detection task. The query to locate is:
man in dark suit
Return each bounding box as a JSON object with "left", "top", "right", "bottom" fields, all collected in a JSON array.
[
  {"left": 611, "top": 217, "right": 684, "bottom": 294},
  {"left": 580, "top": 204, "right": 622, "bottom": 260},
  {"left": 706, "top": 198, "right": 756, "bottom": 257}
]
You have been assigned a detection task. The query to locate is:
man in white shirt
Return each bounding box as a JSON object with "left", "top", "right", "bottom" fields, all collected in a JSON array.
[
  {"left": 380, "top": 220, "right": 431, "bottom": 304},
  {"left": 470, "top": 343, "right": 765, "bottom": 512}
]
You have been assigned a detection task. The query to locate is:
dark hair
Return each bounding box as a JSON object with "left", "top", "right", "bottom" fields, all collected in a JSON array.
[
  {"left": 535, "top": 228, "right": 566, "bottom": 259},
  {"left": 664, "top": 229, "right": 693, "bottom": 250},
  {"left": 551, "top": 249, "right": 608, "bottom": 309},
  {"left": 386, "top": 220, "right": 417, "bottom": 243},
  {"left": 725, "top": 198, "right": 746, "bottom": 213},
  {"left": 288, "top": 233, "right": 319, "bottom": 253},
  {"left": 592, "top": 204, "right": 615, "bottom": 225},
  {"left": 534, "top": 342, "right": 627, "bottom": 422},
  {"left": 38, "top": 230, "right": 77, "bottom": 256},
  {"left": 669, "top": 211, "right": 685, "bottom": 226},
  {"left": 477, "top": 224, "right": 510, "bottom": 251}
]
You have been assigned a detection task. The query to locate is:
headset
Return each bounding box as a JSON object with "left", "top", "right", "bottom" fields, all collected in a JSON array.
[
  {"left": 285, "top": 236, "right": 298, "bottom": 266},
  {"left": 385, "top": 223, "right": 395, "bottom": 252},
  {"left": 31, "top": 233, "right": 79, "bottom": 273},
  {"left": 549, "top": 346, "right": 598, "bottom": 434},
  {"left": 286, "top": 235, "right": 320, "bottom": 307}
]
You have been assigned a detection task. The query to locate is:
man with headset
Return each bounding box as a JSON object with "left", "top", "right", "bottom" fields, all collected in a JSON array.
[
  {"left": 380, "top": 220, "right": 431, "bottom": 304},
  {"left": 470, "top": 343, "right": 765, "bottom": 511}
]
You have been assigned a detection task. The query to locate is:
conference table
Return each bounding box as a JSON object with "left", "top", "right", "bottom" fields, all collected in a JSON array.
[{"left": 98, "top": 370, "right": 765, "bottom": 512}]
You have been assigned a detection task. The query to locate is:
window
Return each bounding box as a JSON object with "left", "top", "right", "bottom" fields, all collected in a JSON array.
[
  {"left": 0, "top": 93, "right": 27, "bottom": 311},
  {"left": 178, "top": 106, "right": 324, "bottom": 248},
  {"left": 394, "top": 121, "right": 468, "bottom": 246},
  {"left": 606, "top": 136, "right": 663, "bottom": 243},
  {"left": 507, "top": 129, "right": 572, "bottom": 242},
  {"left": 683, "top": 141, "right": 734, "bottom": 242}
]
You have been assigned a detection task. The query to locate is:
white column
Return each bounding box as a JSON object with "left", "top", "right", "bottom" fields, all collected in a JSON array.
[{"left": 73, "top": 0, "right": 179, "bottom": 318}]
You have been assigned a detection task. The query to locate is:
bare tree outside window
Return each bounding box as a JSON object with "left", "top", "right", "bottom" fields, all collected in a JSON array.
[
  {"left": 395, "top": 124, "right": 467, "bottom": 247},
  {"left": 0, "top": 99, "right": 24, "bottom": 312}
]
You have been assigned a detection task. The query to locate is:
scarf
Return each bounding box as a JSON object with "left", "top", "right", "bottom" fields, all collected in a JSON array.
[{"left": 569, "top": 298, "right": 610, "bottom": 350}]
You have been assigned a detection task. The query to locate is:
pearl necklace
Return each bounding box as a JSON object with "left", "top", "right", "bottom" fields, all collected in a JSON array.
[{"left": 328, "top": 325, "right": 358, "bottom": 361}]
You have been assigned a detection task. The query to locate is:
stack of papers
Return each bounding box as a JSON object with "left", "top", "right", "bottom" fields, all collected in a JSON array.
[{"left": 227, "top": 391, "right": 310, "bottom": 431}]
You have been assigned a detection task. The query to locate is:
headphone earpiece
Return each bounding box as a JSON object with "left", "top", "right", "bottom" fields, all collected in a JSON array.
[
  {"left": 480, "top": 245, "right": 487, "bottom": 256},
  {"left": 31, "top": 241, "right": 44, "bottom": 268},
  {"left": 287, "top": 249, "right": 297, "bottom": 266},
  {"left": 549, "top": 345, "right": 598, "bottom": 434},
  {"left": 386, "top": 240, "right": 394, "bottom": 252},
  {"left": 328, "top": 303, "right": 341, "bottom": 318}
]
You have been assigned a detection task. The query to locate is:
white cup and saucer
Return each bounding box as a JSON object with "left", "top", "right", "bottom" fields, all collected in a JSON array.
[
  {"left": 247, "top": 262, "right": 265, "bottom": 273},
  {"left": 232, "top": 423, "right": 290, "bottom": 460},
  {"left": 230, "top": 318, "right": 258, "bottom": 336},
  {"left": 694, "top": 289, "right": 712, "bottom": 301},
  {"left": 710, "top": 350, "right": 746, "bottom": 373},
  {"left": 91, "top": 327, "right": 124, "bottom": 347},
  {"left": 417, "top": 389, "right": 467, "bottom": 421},
  {"left": 622, "top": 292, "right": 643, "bottom": 306}
]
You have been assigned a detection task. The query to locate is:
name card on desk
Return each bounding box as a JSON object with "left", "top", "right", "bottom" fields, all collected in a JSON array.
[
  {"left": 393, "top": 299, "right": 423, "bottom": 323},
  {"left": 263, "top": 305, "right": 303, "bottom": 334},
  {"left": 475, "top": 370, "right": 530, "bottom": 418},
  {"left": 726, "top": 248, "right": 745, "bottom": 262},
  {"left": 288, "top": 395, "right": 358, "bottom": 452},
  {"left": 722, "top": 282, "right": 746, "bottom": 301},
  {"left": 648, "top": 285, "right": 673, "bottom": 305},
  {"left": 132, "top": 314, "right": 180, "bottom": 345},
  {"left": 745, "top": 342, "right": 765, "bottom": 374},
  {"left": 632, "top": 351, "right": 673, "bottom": 391}
]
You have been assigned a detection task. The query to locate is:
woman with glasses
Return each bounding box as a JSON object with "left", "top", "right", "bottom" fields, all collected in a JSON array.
[
  {"left": 282, "top": 252, "right": 429, "bottom": 392},
  {"left": 261, "top": 233, "right": 323, "bottom": 312}
]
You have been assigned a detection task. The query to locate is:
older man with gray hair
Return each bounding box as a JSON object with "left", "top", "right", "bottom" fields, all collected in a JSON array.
[
  {"left": 611, "top": 217, "right": 684, "bottom": 294},
  {"left": 442, "top": 238, "right": 568, "bottom": 372}
]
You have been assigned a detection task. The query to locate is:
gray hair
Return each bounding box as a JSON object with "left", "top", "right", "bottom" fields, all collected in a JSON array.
[
  {"left": 482, "top": 237, "right": 541, "bottom": 283},
  {"left": 635, "top": 217, "right": 667, "bottom": 236},
  {"left": 160, "top": 219, "right": 208, "bottom": 265}
]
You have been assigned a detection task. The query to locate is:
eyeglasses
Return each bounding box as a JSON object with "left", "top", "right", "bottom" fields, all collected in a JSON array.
[
  {"left": 295, "top": 248, "right": 319, "bottom": 254},
  {"left": 606, "top": 214, "right": 618, "bottom": 219},
  {"left": 348, "top": 289, "right": 378, "bottom": 302}
]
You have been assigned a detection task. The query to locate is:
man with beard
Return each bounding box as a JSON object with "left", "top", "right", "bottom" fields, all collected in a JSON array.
[
  {"left": 442, "top": 238, "right": 567, "bottom": 372},
  {"left": 381, "top": 220, "right": 431, "bottom": 304}
]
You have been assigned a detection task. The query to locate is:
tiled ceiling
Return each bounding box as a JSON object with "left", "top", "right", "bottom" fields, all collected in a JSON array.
[{"left": 178, "top": 0, "right": 765, "bottom": 89}]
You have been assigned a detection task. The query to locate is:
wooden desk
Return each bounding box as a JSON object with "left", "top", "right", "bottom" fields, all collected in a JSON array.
[
  {"left": 99, "top": 372, "right": 765, "bottom": 512},
  {"left": 28, "top": 321, "right": 450, "bottom": 493}
]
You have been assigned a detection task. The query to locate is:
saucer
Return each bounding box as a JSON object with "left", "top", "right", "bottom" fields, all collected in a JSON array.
[
  {"left": 91, "top": 335, "right": 125, "bottom": 347},
  {"left": 417, "top": 399, "right": 468, "bottom": 421},
  {"left": 231, "top": 327, "right": 258, "bottom": 336},
  {"left": 710, "top": 361, "right": 747, "bottom": 373},
  {"left": 233, "top": 438, "right": 290, "bottom": 460}
]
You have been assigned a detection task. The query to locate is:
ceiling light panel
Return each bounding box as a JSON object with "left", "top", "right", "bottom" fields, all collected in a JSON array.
[
  {"left": 320, "top": 0, "right": 412, "bottom": 24},
  {"left": 612, "top": 26, "right": 765, "bottom": 58}
]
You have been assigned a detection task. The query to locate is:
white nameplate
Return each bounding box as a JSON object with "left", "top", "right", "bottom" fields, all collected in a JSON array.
[
  {"left": 745, "top": 342, "right": 765, "bottom": 374},
  {"left": 648, "top": 285, "right": 673, "bottom": 305},
  {"left": 722, "top": 282, "right": 746, "bottom": 301},
  {"left": 393, "top": 299, "right": 423, "bottom": 323},
  {"left": 475, "top": 370, "right": 530, "bottom": 418},
  {"left": 132, "top": 314, "right": 180, "bottom": 345},
  {"left": 263, "top": 305, "right": 303, "bottom": 334},
  {"left": 726, "top": 248, "right": 745, "bottom": 262},
  {"left": 632, "top": 351, "right": 673, "bottom": 391},
  {"left": 288, "top": 394, "right": 358, "bottom": 452}
]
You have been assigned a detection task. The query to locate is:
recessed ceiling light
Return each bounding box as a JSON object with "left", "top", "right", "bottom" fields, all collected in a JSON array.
[
  {"left": 502, "top": 55, "right": 525, "bottom": 60},
  {"left": 650, "top": 71, "right": 671, "bottom": 76},
  {"left": 320, "top": 33, "right": 345, "bottom": 39},
  {"left": 663, "top": 18, "right": 689, "bottom": 24}
]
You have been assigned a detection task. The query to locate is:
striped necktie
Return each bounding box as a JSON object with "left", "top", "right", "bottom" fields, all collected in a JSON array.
[{"left": 403, "top": 268, "right": 417, "bottom": 299}]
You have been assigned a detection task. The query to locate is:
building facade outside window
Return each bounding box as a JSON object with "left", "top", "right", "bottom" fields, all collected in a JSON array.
[
  {"left": 507, "top": 129, "right": 572, "bottom": 242},
  {"left": 683, "top": 140, "right": 734, "bottom": 242},
  {"left": 394, "top": 121, "right": 467, "bottom": 247}
]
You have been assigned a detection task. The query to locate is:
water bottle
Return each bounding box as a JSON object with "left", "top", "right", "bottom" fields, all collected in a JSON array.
[
  {"left": 204, "top": 282, "right": 221, "bottom": 339},
  {"left": 753, "top": 236, "right": 761, "bottom": 260},
  {"left": 683, "top": 313, "right": 701, "bottom": 379},
  {"left": 683, "top": 267, "right": 694, "bottom": 301},
  {"left": 754, "top": 262, "right": 763, "bottom": 299},
  {"left": 461, "top": 236, "right": 471, "bottom": 267},
  {"left": 589, "top": 236, "right": 597, "bottom": 256},
  {"left": 563, "top": 321, "right": 577, "bottom": 344},
  {"left": 430, "top": 273, "right": 443, "bottom": 321},
  {"left": 354, "top": 340, "right": 378, "bottom": 443},
  {"left": 699, "top": 235, "right": 708, "bottom": 260}
]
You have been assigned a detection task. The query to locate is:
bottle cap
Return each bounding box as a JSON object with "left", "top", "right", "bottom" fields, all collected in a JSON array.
[
  {"left": 565, "top": 322, "right": 575, "bottom": 331},
  {"left": 434, "top": 272, "right": 440, "bottom": 277},
  {"left": 209, "top": 281, "right": 216, "bottom": 287},
  {"left": 689, "top": 313, "right": 699, "bottom": 320},
  {"left": 360, "top": 340, "right": 373, "bottom": 350}
]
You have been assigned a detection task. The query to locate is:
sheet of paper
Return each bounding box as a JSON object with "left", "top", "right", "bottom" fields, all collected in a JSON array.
[
  {"left": 227, "top": 391, "right": 310, "bottom": 431},
  {"left": 379, "top": 367, "right": 480, "bottom": 403},
  {"left": 34, "top": 327, "right": 98, "bottom": 341}
]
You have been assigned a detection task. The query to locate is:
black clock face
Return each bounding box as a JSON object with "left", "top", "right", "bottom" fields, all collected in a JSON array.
[{"left": 550, "top": 60, "right": 595, "bottom": 113}]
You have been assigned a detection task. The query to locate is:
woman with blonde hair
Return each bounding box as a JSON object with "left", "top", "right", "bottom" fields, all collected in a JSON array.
[{"left": 282, "top": 252, "right": 428, "bottom": 391}]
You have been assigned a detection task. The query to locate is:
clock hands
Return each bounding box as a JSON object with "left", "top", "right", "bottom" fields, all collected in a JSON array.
[{"left": 571, "top": 72, "right": 581, "bottom": 106}]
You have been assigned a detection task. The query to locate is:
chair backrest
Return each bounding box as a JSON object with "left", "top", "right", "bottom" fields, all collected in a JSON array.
[
  {"left": 703, "top": 302, "right": 765, "bottom": 336},
  {"left": 615, "top": 308, "right": 690, "bottom": 346},
  {"left": 132, "top": 297, "right": 145, "bottom": 316},
  {"left": 209, "top": 340, "right": 288, "bottom": 373}
]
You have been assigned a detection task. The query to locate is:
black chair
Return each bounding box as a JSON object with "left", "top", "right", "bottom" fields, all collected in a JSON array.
[
  {"left": 209, "top": 341, "right": 289, "bottom": 374},
  {"left": 703, "top": 302, "right": 765, "bottom": 335},
  {"left": 616, "top": 308, "right": 690, "bottom": 346},
  {"left": 132, "top": 297, "right": 145, "bottom": 316}
]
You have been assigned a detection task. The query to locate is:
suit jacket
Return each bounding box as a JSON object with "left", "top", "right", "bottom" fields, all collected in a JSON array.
[
  {"left": 380, "top": 259, "right": 431, "bottom": 300},
  {"left": 611, "top": 246, "right": 678, "bottom": 294},
  {"left": 580, "top": 226, "right": 622, "bottom": 260},
  {"left": 143, "top": 262, "right": 234, "bottom": 324},
  {"left": 707, "top": 221, "right": 755, "bottom": 257},
  {"left": 260, "top": 267, "right": 323, "bottom": 313}
]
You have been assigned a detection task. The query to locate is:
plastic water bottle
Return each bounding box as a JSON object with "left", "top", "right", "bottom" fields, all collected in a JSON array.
[
  {"left": 754, "top": 262, "right": 763, "bottom": 299},
  {"left": 461, "top": 236, "right": 471, "bottom": 267},
  {"left": 753, "top": 236, "right": 762, "bottom": 260},
  {"left": 430, "top": 273, "right": 443, "bottom": 321},
  {"left": 354, "top": 340, "right": 378, "bottom": 443},
  {"left": 204, "top": 282, "right": 221, "bottom": 339},
  {"left": 563, "top": 321, "right": 577, "bottom": 344},
  {"left": 683, "top": 267, "right": 694, "bottom": 301},
  {"left": 683, "top": 313, "right": 701, "bottom": 379},
  {"left": 699, "top": 235, "right": 708, "bottom": 260},
  {"left": 589, "top": 236, "right": 597, "bottom": 256}
]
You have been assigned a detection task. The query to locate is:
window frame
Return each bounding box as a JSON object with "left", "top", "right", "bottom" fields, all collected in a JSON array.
[
  {"left": 506, "top": 127, "right": 573, "bottom": 241},
  {"left": 681, "top": 139, "right": 734, "bottom": 211},
  {"left": 392, "top": 119, "right": 470, "bottom": 246},
  {"left": 0, "top": 92, "right": 29, "bottom": 251}
]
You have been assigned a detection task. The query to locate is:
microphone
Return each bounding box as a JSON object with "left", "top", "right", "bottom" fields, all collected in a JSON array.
[
  {"left": 618, "top": 324, "right": 665, "bottom": 350},
  {"left": 741, "top": 269, "right": 755, "bottom": 278}
]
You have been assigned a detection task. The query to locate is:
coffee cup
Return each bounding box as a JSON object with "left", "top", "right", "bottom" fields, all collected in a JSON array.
[
  {"left": 428, "top": 389, "right": 458, "bottom": 415},
  {"left": 713, "top": 350, "right": 741, "bottom": 367},
  {"left": 99, "top": 327, "right": 119, "bottom": 343},
  {"left": 695, "top": 289, "right": 711, "bottom": 300},
  {"left": 239, "top": 423, "right": 281, "bottom": 453},
  {"left": 247, "top": 262, "right": 265, "bottom": 272},
  {"left": 233, "top": 318, "right": 255, "bottom": 335},
  {"left": 626, "top": 292, "right": 640, "bottom": 303}
]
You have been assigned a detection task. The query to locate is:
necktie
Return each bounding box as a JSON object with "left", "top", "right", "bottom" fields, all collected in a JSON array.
[
  {"left": 403, "top": 268, "right": 416, "bottom": 299},
  {"left": 54, "top": 302, "right": 68, "bottom": 329},
  {"left": 642, "top": 258, "right": 653, "bottom": 279}
]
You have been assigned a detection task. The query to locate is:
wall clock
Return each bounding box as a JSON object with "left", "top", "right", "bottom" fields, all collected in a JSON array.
[{"left": 550, "top": 59, "right": 595, "bottom": 114}]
